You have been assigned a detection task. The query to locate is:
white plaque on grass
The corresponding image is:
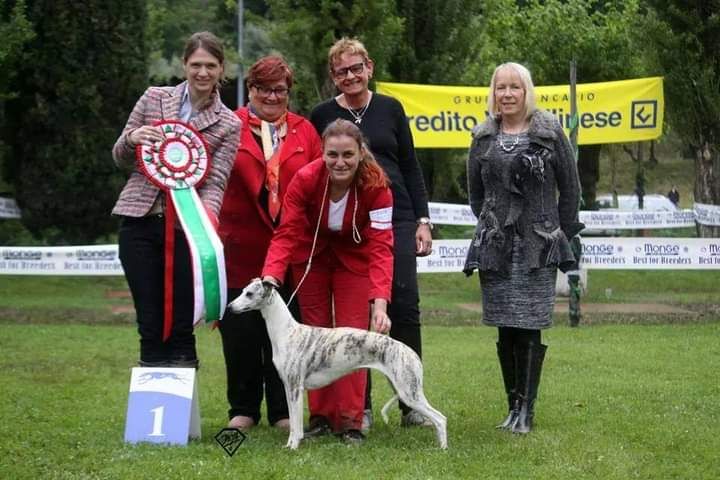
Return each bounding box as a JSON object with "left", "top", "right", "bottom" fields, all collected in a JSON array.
[{"left": 124, "top": 367, "right": 200, "bottom": 445}]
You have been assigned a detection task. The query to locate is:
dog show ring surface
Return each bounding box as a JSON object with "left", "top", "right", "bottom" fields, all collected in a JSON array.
[{"left": 124, "top": 367, "right": 201, "bottom": 445}]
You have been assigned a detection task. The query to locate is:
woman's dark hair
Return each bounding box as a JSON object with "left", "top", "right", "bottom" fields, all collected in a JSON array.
[
  {"left": 322, "top": 119, "right": 388, "bottom": 189},
  {"left": 246, "top": 55, "right": 294, "bottom": 89},
  {"left": 183, "top": 31, "right": 225, "bottom": 65}
]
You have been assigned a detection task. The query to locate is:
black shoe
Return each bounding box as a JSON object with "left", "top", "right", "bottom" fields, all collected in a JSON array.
[
  {"left": 495, "top": 341, "right": 517, "bottom": 430},
  {"left": 170, "top": 357, "right": 199, "bottom": 369},
  {"left": 339, "top": 429, "right": 365, "bottom": 445},
  {"left": 138, "top": 360, "right": 173, "bottom": 367},
  {"left": 497, "top": 399, "right": 520, "bottom": 430},
  {"left": 303, "top": 417, "right": 331, "bottom": 438},
  {"left": 511, "top": 342, "right": 547, "bottom": 435}
]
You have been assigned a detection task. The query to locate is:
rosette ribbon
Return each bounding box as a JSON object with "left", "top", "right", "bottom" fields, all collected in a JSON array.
[{"left": 137, "top": 120, "right": 226, "bottom": 341}]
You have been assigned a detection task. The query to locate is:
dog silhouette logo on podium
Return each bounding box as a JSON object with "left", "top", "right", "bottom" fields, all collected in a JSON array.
[{"left": 124, "top": 367, "right": 200, "bottom": 445}]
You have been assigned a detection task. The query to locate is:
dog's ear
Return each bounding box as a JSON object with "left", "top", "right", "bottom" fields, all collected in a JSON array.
[
  {"left": 260, "top": 281, "right": 276, "bottom": 300},
  {"left": 261, "top": 276, "right": 280, "bottom": 291}
]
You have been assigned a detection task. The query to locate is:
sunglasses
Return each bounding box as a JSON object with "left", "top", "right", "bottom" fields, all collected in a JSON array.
[{"left": 332, "top": 62, "right": 365, "bottom": 79}]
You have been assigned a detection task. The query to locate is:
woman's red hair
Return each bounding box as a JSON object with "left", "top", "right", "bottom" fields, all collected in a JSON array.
[
  {"left": 321, "top": 119, "right": 389, "bottom": 189},
  {"left": 246, "top": 55, "right": 294, "bottom": 89}
]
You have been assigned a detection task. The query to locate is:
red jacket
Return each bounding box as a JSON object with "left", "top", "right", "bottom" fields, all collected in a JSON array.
[
  {"left": 219, "top": 108, "right": 321, "bottom": 288},
  {"left": 262, "top": 159, "right": 394, "bottom": 301}
]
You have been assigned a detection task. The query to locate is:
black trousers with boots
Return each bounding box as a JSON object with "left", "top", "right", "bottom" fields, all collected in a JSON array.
[{"left": 496, "top": 327, "right": 547, "bottom": 434}]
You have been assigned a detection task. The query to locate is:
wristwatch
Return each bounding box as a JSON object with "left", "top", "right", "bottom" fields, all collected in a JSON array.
[{"left": 416, "top": 217, "right": 434, "bottom": 230}]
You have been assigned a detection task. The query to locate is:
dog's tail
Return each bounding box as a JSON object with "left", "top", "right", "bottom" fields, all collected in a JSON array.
[{"left": 380, "top": 395, "right": 399, "bottom": 424}]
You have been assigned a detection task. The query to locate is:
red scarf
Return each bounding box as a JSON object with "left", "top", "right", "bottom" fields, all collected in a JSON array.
[{"left": 248, "top": 110, "right": 288, "bottom": 221}]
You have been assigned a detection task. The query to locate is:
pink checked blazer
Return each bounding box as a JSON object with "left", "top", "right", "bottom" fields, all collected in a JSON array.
[{"left": 111, "top": 81, "right": 241, "bottom": 218}]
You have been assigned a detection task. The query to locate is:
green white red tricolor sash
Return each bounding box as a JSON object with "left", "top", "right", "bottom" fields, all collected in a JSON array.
[{"left": 137, "top": 120, "right": 226, "bottom": 341}]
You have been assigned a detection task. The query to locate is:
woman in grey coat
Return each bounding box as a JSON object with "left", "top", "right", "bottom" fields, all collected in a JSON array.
[{"left": 464, "top": 62, "right": 583, "bottom": 434}]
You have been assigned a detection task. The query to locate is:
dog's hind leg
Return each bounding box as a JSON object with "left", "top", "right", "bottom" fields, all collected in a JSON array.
[
  {"left": 400, "top": 392, "right": 448, "bottom": 449},
  {"left": 384, "top": 359, "right": 448, "bottom": 449}
]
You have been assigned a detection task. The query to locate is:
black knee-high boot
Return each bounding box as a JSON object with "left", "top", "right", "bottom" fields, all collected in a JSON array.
[
  {"left": 496, "top": 341, "right": 518, "bottom": 429},
  {"left": 511, "top": 342, "right": 547, "bottom": 434}
]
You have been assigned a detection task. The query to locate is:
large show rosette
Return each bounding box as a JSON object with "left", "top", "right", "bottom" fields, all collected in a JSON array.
[
  {"left": 138, "top": 121, "right": 210, "bottom": 190},
  {"left": 137, "top": 120, "right": 226, "bottom": 341}
]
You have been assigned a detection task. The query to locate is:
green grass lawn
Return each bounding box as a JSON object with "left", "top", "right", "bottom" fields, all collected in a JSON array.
[
  {"left": 1, "top": 322, "right": 718, "bottom": 479},
  {"left": 418, "top": 270, "right": 720, "bottom": 324},
  {"left": 2, "top": 270, "right": 718, "bottom": 326},
  {"left": 1, "top": 272, "right": 719, "bottom": 478}
]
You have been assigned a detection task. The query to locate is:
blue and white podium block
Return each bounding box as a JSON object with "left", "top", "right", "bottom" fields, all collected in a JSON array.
[{"left": 124, "top": 367, "right": 201, "bottom": 445}]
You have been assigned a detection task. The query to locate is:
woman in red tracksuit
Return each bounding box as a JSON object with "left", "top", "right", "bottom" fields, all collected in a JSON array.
[{"left": 262, "top": 118, "right": 394, "bottom": 445}]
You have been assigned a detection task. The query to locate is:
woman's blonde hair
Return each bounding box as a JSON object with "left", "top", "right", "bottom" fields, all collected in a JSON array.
[
  {"left": 487, "top": 62, "right": 537, "bottom": 120},
  {"left": 327, "top": 37, "right": 371, "bottom": 72}
]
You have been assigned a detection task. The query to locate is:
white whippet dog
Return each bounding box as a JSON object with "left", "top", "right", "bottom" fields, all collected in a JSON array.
[{"left": 228, "top": 278, "right": 448, "bottom": 450}]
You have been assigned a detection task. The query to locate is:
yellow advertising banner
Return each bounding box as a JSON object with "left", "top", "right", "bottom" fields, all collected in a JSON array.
[{"left": 376, "top": 77, "right": 664, "bottom": 148}]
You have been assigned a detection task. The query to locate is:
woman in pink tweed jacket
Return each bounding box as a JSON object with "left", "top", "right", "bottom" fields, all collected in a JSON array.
[{"left": 111, "top": 31, "right": 240, "bottom": 368}]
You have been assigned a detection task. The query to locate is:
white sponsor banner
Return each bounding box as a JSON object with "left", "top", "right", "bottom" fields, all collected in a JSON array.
[
  {"left": 0, "top": 197, "right": 21, "bottom": 219},
  {"left": 0, "top": 244, "right": 123, "bottom": 275},
  {"left": 579, "top": 237, "right": 720, "bottom": 269},
  {"left": 428, "top": 202, "right": 477, "bottom": 226},
  {"left": 694, "top": 203, "right": 720, "bottom": 226},
  {"left": 578, "top": 209, "right": 695, "bottom": 229},
  {"left": 3, "top": 238, "right": 720, "bottom": 275},
  {"left": 417, "top": 237, "right": 720, "bottom": 272},
  {"left": 417, "top": 239, "right": 470, "bottom": 273},
  {"left": 428, "top": 202, "right": 707, "bottom": 229}
]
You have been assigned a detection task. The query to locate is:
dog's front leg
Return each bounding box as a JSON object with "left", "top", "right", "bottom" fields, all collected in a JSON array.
[{"left": 284, "top": 381, "right": 305, "bottom": 450}]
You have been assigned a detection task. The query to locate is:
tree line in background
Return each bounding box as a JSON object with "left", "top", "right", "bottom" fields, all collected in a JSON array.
[{"left": 0, "top": 0, "right": 718, "bottom": 244}]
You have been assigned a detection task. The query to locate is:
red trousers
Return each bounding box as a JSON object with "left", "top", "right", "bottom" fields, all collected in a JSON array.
[{"left": 292, "top": 250, "right": 369, "bottom": 432}]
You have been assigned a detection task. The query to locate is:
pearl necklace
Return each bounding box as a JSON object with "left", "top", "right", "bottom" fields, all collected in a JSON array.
[{"left": 343, "top": 94, "right": 372, "bottom": 124}]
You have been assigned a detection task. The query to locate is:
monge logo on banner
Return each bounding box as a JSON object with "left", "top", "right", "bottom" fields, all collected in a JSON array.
[
  {"left": 699, "top": 243, "right": 720, "bottom": 266},
  {"left": 437, "top": 244, "right": 468, "bottom": 259},
  {"left": 639, "top": 243, "right": 681, "bottom": 256},
  {"left": 75, "top": 249, "right": 118, "bottom": 261},
  {"left": 2, "top": 249, "right": 42, "bottom": 261},
  {"left": 635, "top": 241, "right": 691, "bottom": 266},
  {"left": 582, "top": 242, "right": 627, "bottom": 266},
  {"left": 582, "top": 243, "right": 617, "bottom": 256}
]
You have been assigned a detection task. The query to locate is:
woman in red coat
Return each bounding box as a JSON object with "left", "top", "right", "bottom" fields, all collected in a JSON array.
[
  {"left": 262, "top": 119, "right": 394, "bottom": 444},
  {"left": 218, "top": 55, "right": 321, "bottom": 431}
]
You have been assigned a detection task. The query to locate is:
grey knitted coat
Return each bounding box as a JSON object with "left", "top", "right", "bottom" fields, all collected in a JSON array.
[{"left": 464, "top": 109, "right": 584, "bottom": 277}]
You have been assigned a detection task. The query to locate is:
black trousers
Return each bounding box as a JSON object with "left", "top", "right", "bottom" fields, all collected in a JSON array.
[
  {"left": 219, "top": 284, "right": 299, "bottom": 425},
  {"left": 118, "top": 216, "right": 197, "bottom": 364},
  {"left": 368, "top": 221, "right": 423, "bottom": 414}
]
